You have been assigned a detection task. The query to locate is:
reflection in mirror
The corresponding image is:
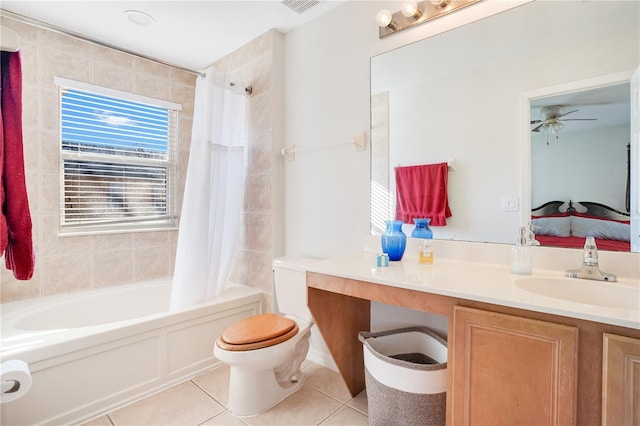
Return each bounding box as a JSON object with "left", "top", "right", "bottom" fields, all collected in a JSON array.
[
  {"left": 370, "top": 0, "right": 639, "bottom": 252},
  {"left": 529, "top": 83, "right": 632, "bottom": 252}
]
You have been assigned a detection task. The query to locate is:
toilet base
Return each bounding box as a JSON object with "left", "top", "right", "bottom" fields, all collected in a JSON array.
[{"left": 227, "top": 367, "right": 306, "bottom": 417}]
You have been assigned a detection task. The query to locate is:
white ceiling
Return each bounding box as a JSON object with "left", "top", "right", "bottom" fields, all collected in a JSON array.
[
  {"left": 530, "top": 83, "right": 630, "bottom": 134},
  {"left": 0, "top": 0, "right": 344, "bottom": 72}
]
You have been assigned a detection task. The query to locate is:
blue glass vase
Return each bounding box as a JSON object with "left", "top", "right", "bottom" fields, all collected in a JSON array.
[
  {"left": 381, "top": 220, "right": 407, "bottom": 261},
  {"left": 411, "top": 218, "right": 433, "bottom": 239}
]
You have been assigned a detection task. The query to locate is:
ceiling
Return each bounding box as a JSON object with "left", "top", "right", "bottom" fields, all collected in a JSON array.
[
  {"left": 0, "top": 1, "right": 344, "bottom": 72},
  {"left": 530, "top": 82, "right": 630, "bottom": 135}
]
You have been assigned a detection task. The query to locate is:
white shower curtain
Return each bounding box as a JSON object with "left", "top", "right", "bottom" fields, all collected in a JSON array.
[{"left": 170, "top": 68, "right": 246, "bottom": 311}]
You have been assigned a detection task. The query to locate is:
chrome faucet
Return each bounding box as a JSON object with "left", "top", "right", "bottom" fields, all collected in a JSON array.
[{"left": 566, "top": 237, "right": 617, "bottom": 282}]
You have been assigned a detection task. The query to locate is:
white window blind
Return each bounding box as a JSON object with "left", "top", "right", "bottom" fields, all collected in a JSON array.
[{"left": 56, "top": 78, "right": 179, "bottom": 233}]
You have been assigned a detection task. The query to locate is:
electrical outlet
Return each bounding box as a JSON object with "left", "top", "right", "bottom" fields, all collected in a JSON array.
[{"left": 501, "top": 196, "right": 519, "bottom": 212}]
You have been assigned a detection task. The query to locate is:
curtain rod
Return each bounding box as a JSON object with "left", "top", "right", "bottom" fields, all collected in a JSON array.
[{"left": 0, "top": 10, "right": 205, "bottom": 78}]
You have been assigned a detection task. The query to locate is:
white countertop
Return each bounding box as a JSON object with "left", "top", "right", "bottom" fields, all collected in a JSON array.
[{"left": 306, "top": 250, "right": 640, "bottom": 330}]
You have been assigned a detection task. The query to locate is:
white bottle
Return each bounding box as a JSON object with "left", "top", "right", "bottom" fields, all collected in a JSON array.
[{"left": 511, "top": 227, "right": 532, "bottom": 275}]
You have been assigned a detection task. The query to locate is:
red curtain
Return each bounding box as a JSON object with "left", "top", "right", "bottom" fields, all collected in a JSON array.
[{"left": 1, "top": 51, "right": 35, "bottom": 280}]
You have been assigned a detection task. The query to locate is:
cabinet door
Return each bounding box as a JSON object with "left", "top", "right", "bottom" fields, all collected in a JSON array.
[
  {"left": 602, "top": 333, "right": 640, "bottom": 425},
  {"left": 450, "top": 306, "right": 578, "bottom": 426}
]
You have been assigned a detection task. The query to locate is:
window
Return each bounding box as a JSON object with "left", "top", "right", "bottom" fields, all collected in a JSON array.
[{"left": 55, "top": 77, "right": 180, "bottom": 233}]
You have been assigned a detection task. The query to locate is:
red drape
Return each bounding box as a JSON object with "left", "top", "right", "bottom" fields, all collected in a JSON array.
[
  {"left": 1, "top": 51, "right": 35, "bottom": 280},
  {"left": 394, "top": 162, "right": 452, "bottom": 226}
]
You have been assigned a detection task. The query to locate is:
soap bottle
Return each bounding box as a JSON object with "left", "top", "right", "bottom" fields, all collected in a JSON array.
[{"left": 511, "top": 227, "right": 532, "bottom": 275}]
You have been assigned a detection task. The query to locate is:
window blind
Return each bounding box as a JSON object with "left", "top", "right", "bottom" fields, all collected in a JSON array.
[{"left": 57, "top": 80, "right": 179, "bottom": 232}]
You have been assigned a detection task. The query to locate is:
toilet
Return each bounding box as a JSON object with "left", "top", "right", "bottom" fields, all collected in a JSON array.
[{"left": 213, "top": 257, "right": 318, "bottom": 417}]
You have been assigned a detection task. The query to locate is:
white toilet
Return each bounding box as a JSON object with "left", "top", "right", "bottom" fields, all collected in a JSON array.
[{"left": 213, "top": 257, "right": 318, "bottom": 417}]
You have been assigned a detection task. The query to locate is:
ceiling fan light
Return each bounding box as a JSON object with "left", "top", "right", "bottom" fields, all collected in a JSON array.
[{"left": 550, "top": 122, "right": 564, "bottom": 135}]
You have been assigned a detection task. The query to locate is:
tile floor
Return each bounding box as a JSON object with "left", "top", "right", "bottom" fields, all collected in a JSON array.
[{"left": 83, "top": 360, "right": 368, "bottom": 426}]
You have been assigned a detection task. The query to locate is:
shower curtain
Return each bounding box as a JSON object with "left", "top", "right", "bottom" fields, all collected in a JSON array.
[{"left": 170, "top": 68, "right": 246, "bottom": 311}]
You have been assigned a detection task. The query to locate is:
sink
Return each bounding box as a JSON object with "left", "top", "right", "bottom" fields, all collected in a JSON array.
[{"left": 515, "top": 278, "right": 640, "bottom": 311}]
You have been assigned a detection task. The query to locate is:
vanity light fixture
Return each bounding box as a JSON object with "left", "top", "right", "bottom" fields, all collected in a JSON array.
[{"left": 377, "top": 0, "right": 480, "bottom": 38}]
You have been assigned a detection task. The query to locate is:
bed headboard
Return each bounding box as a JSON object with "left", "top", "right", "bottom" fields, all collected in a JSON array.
[
  {"left": 531, "top": 200, "right": 567, "bottom": 217},
  {"left": 532, "top": 200, "right": 630, "bottom": 220},
  {"left": 575, "top": 201, "right": 630, "bottom": 221}
]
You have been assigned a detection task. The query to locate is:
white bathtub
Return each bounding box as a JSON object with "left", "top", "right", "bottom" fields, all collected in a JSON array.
[{"left": 0, "top": 279, "right": 263, "bottom": 425}]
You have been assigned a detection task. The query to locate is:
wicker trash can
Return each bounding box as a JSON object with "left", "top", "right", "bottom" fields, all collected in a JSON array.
[{"left": 358, "top": 327, "right": 447, "bottom": 426}]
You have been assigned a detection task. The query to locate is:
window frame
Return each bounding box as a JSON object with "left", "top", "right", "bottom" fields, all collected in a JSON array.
[{"left": 55, "top": 77, "right": 181, "bottom": 235}]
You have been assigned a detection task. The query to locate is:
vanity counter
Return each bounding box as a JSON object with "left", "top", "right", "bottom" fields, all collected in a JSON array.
[
  {"left": 306, "top": 252, "right": 639, "bottom": 329},
  {"left": 305, "top": 249, "right": 640, "bottom": 424}
]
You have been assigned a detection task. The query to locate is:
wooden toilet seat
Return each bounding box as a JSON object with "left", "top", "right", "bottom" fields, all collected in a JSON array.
[{"left": 216, "top": 313, "right": 299, "bottom": 351}]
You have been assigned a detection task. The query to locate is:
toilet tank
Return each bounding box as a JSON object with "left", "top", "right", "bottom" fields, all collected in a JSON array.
[{"left": 272, "top": 256, "right": 319, "bottom": 322}]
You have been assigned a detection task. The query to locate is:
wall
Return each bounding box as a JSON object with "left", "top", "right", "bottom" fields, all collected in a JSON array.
[
  {"left": 0, "top": 16, "right": 195, "bottom": 302},
  {"left": 532, "top": 125, "right": 630, "bottom": 211},
  {"left": 0, "top": 19, "right": 284, "bottom": 306},
  {"left": 283, "top": 0, "right": 531, "bottom": 258}
]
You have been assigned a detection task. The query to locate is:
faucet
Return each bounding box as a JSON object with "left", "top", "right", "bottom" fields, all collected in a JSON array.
[{"left": 566, "top": 237, "right": 617, "bottom": 282}]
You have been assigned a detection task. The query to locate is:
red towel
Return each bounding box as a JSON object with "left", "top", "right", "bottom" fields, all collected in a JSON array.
[
  {"left": 1, "top": 51, "right": 35, "bottom": 280},
  {"left": 394, "top": 162, "right": 452, "bottom": 226}
]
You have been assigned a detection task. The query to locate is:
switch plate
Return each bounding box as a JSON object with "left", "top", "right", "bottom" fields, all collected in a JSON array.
[{"left": 501, "top": 196, "right": 519, "bottom": 212}]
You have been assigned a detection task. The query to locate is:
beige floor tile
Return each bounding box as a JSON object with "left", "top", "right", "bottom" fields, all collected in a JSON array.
[
  {"left": 192, "top": 364, "right": 230, "bottom": 406},
  {"left": 319, "top": 406, "right": 369, "bottom": 426},
  {"left": 242, "top": 386, "right": 342, "bottom": 426},
  {"left": 301, "top": 361, "right": 352, "bottom": 403},
  {"left": 346, "top": 390, "right": 368, "bottom": 416},
  {"left": 200, "top": 411, "right": 247, "bottom": 425},
  {"left": 109, "top": 381, "right": 225, "bottom": 426},
  {"left": 81, "top": 415, "right": 113, "bottom": 425}
]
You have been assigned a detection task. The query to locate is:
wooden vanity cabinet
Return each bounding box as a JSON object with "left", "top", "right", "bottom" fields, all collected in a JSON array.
[
  {"left": 449, "top": 306, "right": 579, "bottom": 426},
  {"left": 306, "top": 272, "right": 640, "bottom": 425},
  {"left": 602, "top": 333, "right": 640, "bottom": 425}
]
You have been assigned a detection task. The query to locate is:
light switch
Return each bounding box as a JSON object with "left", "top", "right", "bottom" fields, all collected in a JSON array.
[{"left": 501, "top": 196, "right": 519, "bottom": 212}]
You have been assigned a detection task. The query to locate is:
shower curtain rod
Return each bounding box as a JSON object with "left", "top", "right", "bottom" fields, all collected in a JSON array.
[
  {"left": 1, "top": 10, "right": 205, "bottom": 77},
  {"left": 2, "top": 12, "right": 254, "bottom": 95}
]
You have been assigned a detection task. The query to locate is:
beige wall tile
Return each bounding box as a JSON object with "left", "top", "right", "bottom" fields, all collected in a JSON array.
[
  {"left": 0, "top": 16, "right": 286, "bottom": 305},
  {"left": 42, "top": 253, "right": 92, "bottom": 295},
  {"left": 134, "top": 246, "right": 172, "bottom": 281},
  {"left": 0, "top": 16, "right": 195, "bottom": 301},
  {"left": 93, "top": 249, "right": 134, "bottom": 287}
]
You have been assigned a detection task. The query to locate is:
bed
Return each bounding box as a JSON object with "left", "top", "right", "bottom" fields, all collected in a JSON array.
[{"left": 531, "top": 200, "right": 631, "bottom": 252}]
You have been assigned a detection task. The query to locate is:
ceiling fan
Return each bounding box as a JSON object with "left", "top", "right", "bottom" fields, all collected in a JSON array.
[{"left": 530, "top": 105, "right": 597, "bottom": 136}]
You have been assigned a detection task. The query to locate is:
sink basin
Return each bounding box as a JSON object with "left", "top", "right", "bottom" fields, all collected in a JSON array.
[{"left": 515, "top": 278, "right": 640, "bottom": 311}]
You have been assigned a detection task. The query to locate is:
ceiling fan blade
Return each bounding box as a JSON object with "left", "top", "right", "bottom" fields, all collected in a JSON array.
[
  {"left": 531, "top": 123, "right": 545, "bottom": 132},
  {"left": 558, "top": 118, "right": 597, "bottom": 122},
  {"left": 557, "top": 109, "right": 578, "bottom": 118},
  {"left": 531, "top": 120, "right": 543, "bottom": 124}
]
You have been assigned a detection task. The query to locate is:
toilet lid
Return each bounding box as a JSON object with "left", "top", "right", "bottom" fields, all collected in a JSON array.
[{"left": 217, "top": 313, "right": 298, "bottom": 351}]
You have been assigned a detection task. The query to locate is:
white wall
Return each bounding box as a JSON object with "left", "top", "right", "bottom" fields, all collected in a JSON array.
[
  {"left": 283, "top": 0, "right": 530, "bottom": 258},
  {"left": 531, "top": 125, "right": 630, "bottom": 212}
]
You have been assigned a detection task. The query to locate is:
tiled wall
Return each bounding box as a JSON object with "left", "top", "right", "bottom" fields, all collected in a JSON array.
[
  {"left": 0, "top": 17, "right": 284, "bottom": 307},
  {"left": 0, "top": 16, "right": 196, "bottom": 302}
]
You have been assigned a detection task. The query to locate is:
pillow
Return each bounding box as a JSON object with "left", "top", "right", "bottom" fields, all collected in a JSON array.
[
  {"left": 531, "top": 215, "right": 571, "bottom": 237},
  {"left": 570, "top": 214, "right": 631, "bottom": 242}
]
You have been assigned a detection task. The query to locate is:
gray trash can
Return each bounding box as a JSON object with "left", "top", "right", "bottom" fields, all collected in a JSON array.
[{"left": 358, "top": 327, "right": 447, "bottom": 426}]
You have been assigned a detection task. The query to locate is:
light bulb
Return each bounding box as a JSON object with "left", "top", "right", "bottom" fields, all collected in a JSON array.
[
  {"left": 376, "top": 9, "right": 393, "bottom": 28},
  {"left": 402, "top": 2, "right": 420, "bottom": 18},
  {"left": 551, "top": 122, "right": 564, "bottom": 135}
]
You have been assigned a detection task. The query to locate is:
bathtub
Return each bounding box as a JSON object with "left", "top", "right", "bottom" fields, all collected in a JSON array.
[{"left": 0, "top": 279, "right": 263, "bottom": 425}]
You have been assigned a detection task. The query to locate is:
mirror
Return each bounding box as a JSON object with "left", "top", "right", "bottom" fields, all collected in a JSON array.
[{"left": 370, "top": 0, "right": 639, "bottom": 252}]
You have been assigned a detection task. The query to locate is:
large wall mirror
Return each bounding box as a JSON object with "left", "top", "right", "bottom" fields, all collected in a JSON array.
[{"left": 370, "top": 0, "right": 639, "bottom": 252}]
